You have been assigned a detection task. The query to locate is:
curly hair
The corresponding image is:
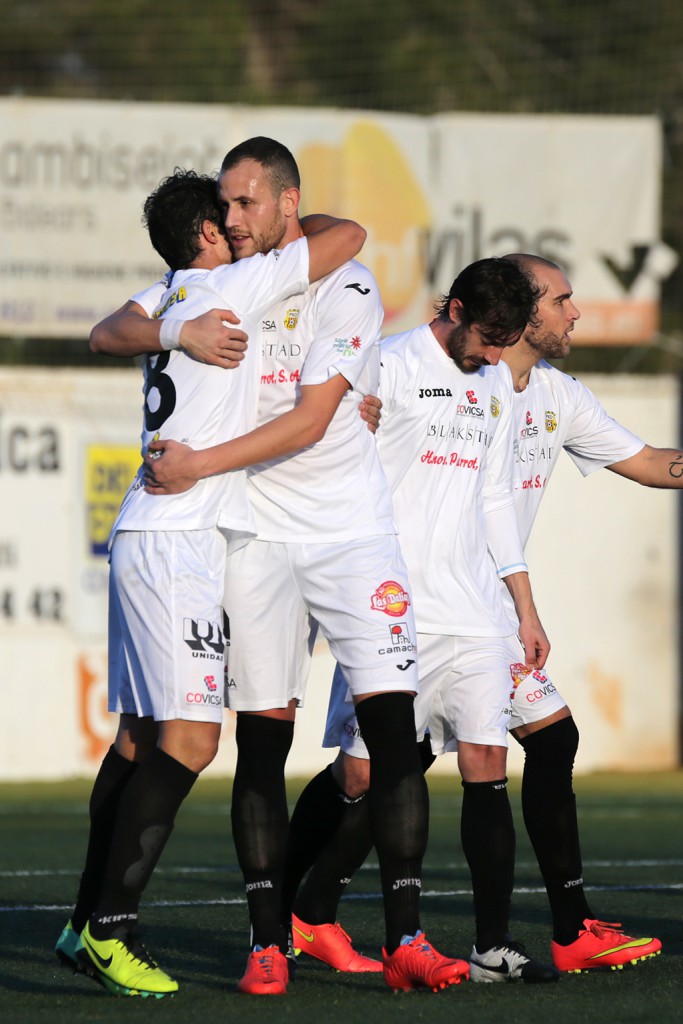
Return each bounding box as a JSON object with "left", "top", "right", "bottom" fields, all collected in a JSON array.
[{"left": 142, "top": 168, "right": 224, "bottom": 270}]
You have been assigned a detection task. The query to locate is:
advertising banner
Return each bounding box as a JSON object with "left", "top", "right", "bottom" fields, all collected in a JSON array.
[
  {"left": 0, "top": 98, "right": 676, "bottom": 343},
  {"left": 0, "top": 368, "right": 679, "bottom": 779}
]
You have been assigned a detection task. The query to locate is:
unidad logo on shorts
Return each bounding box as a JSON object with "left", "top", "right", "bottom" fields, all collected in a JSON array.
[
  {"left": 370, "top": 580, "right": 411, "bottom": 617},
  {"left": 183, "top": 618, "right": 225, "bottom": 659}
]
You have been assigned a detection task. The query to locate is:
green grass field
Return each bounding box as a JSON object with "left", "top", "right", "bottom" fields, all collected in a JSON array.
[{"left": 1, "top": 771, "right": 681, "bottom": 1023}]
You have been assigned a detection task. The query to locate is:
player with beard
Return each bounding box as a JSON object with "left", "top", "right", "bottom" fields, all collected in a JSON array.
[
  {"left": 84, "top": 138, "right": 471, "bottom": 997},
  {"left": 148, "top": 256, "right": 560, "bottom": 983},
  {"left": 53, "top": 168, "right": 367, "bottom": 998},
  {"left": 283, "top": 254, "right": 663, "bottom": 979}
]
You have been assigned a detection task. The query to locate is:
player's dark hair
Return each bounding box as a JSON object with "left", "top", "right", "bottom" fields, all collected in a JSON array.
[
  {"left": 142, "top": 168, "right": 224, "bottom": 270},
  {"left": 220, "top": 136, "right": 300, "bottom": 195},
  {"left": 435, "top": 257, "right": 541, "bottom": 344}
]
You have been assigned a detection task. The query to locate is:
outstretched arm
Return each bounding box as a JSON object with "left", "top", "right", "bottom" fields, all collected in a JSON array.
[
  {"left": 143, "top": 375, "right": 351, "bottom": 493},
  {"left": 90, "top": 301, "right": 248, "bottom": 367},
  {"left": 607, "top": 444, "right": 683, "bottom": 487}
]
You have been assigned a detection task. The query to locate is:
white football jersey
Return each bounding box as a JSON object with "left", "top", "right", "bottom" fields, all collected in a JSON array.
[
  {"left": 246, "top": 260, "right": 396, "bottom": 542},
  {"left": 487, "top": 359, "right": 645, "bottom": 626},
  {"left": 376, "top": 323, "right": 524, "bottom": 637},
  {"left": 111, "top": 240, "right": 310, "bottom": 545},
  {"left": 506, "top": 360, "right": 645, "bottom": 546}
]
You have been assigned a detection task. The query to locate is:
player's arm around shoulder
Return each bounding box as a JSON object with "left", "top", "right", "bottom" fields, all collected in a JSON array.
[
  {"left": 90, "top": 297, "right": 247, "bottom": 368},
  {"left": 144, "top": 374, "right": 352, "bottom": 493},
  {"left": 301, "top": 214, "right": 366, "bottom": 282},
  {"left": 90, "top": 299, "right": 160, "bottom": 357}
]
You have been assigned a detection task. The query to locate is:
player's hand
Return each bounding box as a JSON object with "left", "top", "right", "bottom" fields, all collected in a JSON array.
[
  {"left": 359, "top": 393, "right": 382, "bottom": 433},
  {"left": 143, "top": 440, "right": 201, "bottom": 494},
  {"left": 179, "top": 308, "right": 248, "bottom": 368},
  {"left": 518, "top": 612, "right": 550, "bottom": 670}
]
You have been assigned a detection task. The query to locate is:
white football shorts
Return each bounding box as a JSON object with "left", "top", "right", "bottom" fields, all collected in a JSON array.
[
  {"left": 323, "top": 631, "right": 567, "bottom": 757},
  {"left": 108, "top": 528, "right": 228, "bottom": 723},
  {"left": 222, "top": 535, "right": 418, "bottom": 712}
]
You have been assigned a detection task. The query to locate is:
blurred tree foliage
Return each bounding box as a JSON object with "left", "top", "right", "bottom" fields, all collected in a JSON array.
[{"left": 2, "top": 0, "right": 682, "bottom": 367}]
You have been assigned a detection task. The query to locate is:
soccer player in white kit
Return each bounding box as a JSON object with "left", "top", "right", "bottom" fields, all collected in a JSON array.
[
  {"left": 54, "top": 169, "right": 367, "bottom": 998},
  {"left": 284, "top": 254, "right": 664, "bottom": 977},
  {"left": 285, "top": 257, "right": 562, "bottom": 984},
  {"left": 86, "top": 139, "right": 468, "bottom": 996}
]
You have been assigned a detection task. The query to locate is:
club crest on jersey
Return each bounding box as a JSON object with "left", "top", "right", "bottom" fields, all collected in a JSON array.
[
  {"left": 490, "top": 395, "right": 501, "bottom": 418},
  {"left": 370, "top": 580, "right": 411, "bottom": 617},
  {"left": 545, "top": 410, "right": 558, "bottom": 432},
  {"left": 283, "top": 308, "right": 299, "bottom": 331}
]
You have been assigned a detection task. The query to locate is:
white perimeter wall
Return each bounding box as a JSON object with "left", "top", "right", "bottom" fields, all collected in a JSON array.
[{"left": 0, "top": 368, "right": 679, "bottom": 780}]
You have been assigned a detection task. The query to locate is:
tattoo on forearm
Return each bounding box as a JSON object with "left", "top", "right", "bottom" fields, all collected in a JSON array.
[{"left": 668, "top": 454, "right": 683, "bottom": 479}]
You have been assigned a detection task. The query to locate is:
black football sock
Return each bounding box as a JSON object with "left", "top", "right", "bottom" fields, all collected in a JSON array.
[
  {"left": 90, "top": 747, "right": 197, "bottom": 939},
  {"left": 293, "top": 791, "right": 373, "bottom": 925},
  {"left": 284, "top": 764, "right": 370, "bottom": 925},
  {"left": 230, "top": 714, "right": 294, "bottom": 952},
  {"left": 288, "top": 736, "right": 436, "bottom": 928},
  {"left": 418, "top": 734, "right": 437, "bottom": 774},
  {"left": 355, "top": 693, "right": 428, "bottom": 954},
  {"left": 71, "top": 745, "right": 139, "bottom": 934},
  {"left": 461, "top": 777, "right": 515, "bottom": 952},
  {"left": 517, "top": 717, "right": 594, "bottom": 944}
]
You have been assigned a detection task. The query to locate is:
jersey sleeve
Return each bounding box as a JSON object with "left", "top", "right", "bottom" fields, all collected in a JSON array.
[
  {"left": 484, "top": 372, "right": 528, "bottom": 579},
  {"left": 561, "top": 376, "right": 645, "bottom": 476},
  {"left": 209, "top": 237, "right": 310, "bottom": 320},
  {"left": 300, "top": 263, "right": 384, "bottom": 391},
  {"left": 131, "top": 280, "right": 167, "bottom": 315}
]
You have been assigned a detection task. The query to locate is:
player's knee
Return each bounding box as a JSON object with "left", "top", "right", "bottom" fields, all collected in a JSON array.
[
  {"left": 159, "top": 721, "right": 221, "bottom": 774},
  {"left": 458, "top": 743, "right": 507, "bottom": 782},
  {"left": 332, "top": 751, "right": 370, "bottom": 799},
  {"left": 520, "top": 715, "right": 580, "bottom": 768}
]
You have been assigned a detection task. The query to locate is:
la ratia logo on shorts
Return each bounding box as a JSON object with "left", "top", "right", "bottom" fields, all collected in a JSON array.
[{"left": 371, "top": 580, "right": 411, "bottom": 617}]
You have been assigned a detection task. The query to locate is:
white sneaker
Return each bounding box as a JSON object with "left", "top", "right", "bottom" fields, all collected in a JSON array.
[{"left": 470, "top": 941, "right": 560, "bottom": 983}]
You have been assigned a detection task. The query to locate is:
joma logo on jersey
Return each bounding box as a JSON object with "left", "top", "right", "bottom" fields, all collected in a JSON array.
[
  {"left": 283, "top": 308, "right": 299, "bottom": 330},
  {"left": 183, "top": 618, "right": 225, "bottom": 658},
  {"left": 418, "top": 388, "right": 452, "bottom": 398},
  {"left": 545, "top": 410, "right": 558, "bottom": 432},
  {"left": 370, "top": 581, "right": 411, "bottom": 618}
]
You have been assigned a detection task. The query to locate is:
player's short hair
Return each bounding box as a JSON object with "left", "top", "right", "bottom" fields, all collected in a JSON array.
[
  {"left": 220, "top": 137, "right": 301, "bottom": 196},
  {"left": 435, "top": 257, "right": 541, "bottom": 344},
  {"left": 503, "top": 253, "right": 564, "bottom": 302},
  {"left": 142, "top": 168, "right": 224, "bottom": 270}
]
